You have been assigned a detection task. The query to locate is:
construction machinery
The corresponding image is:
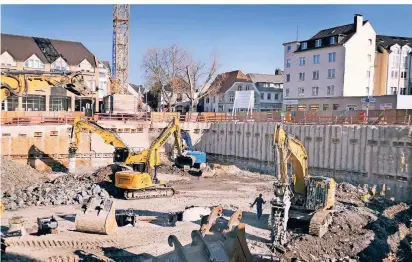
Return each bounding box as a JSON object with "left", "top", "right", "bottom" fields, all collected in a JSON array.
[
  {"left": 37, "top": 216, "right": 58, "bottom": 235},
  {"left": 270, "top": 124, "right": 336, "bottom": 248},
  {"left": 142, "top": 206, "right": 253, "bottom": 262},
  {"left": 1, "top": 70, "right": 90, "bottom": 103},
  {"left": 69, "top": 117, "right": 208, "bottom": 200},
  {"left": 75, "top": 196, "right": 117, "bottom": 235}
]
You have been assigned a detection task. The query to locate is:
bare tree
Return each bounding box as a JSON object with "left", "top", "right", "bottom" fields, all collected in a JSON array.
[
  {"left": 141, "top": 45, "right": 186, "bottom": 111},
  {"left": 181, "top": 52, "right": 225, "bottom": 112}
]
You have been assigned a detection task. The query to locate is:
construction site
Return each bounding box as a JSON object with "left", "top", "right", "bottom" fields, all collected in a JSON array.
[{"left": 1, "top": 4, "right": 412, "bottom": 262}]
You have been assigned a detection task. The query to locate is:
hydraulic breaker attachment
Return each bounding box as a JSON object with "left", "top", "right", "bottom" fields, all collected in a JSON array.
[
  {"left": 75, "top": 196, "right": 117, "bottom": 235},
  {"left": 143, "top": 206, "right": 253, "bottom": 262}
]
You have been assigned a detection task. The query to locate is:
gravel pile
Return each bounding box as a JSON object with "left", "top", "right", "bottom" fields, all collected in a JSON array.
[
  {"left": 1, "top": 157, "right": 48, "bottom": 193},
  {"left": 2, "top": 169, "right": 111, "bottom": 211}
]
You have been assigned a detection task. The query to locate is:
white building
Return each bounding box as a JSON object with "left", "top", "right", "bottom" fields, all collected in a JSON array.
[{"left": 282, "top": 14, "right": 377, "bottom": 111}]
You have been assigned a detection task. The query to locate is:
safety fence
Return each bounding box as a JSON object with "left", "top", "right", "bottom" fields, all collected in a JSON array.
[
  {"left": 2, "top": 152, "right": 115, "bottom": 160},
  {"left": 1, "top": 110, "right": 411, "bottom": 126}
]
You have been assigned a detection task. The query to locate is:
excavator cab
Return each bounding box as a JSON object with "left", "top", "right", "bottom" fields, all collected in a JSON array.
[{"left": 113, "top": 148, "right": 130, "bottom": 163}]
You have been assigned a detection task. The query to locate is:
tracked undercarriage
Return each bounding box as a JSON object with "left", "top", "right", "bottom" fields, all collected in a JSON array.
[{"left": 122, "top": 185, "right": 175, "bottom": 200}]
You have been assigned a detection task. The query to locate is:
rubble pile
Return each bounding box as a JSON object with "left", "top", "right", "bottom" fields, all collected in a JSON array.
[
  {"left": 157, "top": 164, "right": 187, "bottom": 176},
  {"left": 278, "top": 184, "right": 412, "bottom": 262},
  {"left": 2, "top": 168, "right": 111, "bottom": 211},
  {"left": 1, "top": 157, "right": 48, "bottom": 193}
]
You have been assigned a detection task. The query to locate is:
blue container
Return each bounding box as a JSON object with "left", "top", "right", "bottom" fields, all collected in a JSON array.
[{"left": 186, "top": 151, "right": 206, "bottom": 164}]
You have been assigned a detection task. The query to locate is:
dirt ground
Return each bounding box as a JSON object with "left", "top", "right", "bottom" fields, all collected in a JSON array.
[{"left": 1, "top": 163, "right": 411, "bottom": 262}]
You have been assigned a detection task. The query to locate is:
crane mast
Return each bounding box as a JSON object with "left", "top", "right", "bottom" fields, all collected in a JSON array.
[{"left": 112, "top": 4, "right": 130, "bottom": 94}]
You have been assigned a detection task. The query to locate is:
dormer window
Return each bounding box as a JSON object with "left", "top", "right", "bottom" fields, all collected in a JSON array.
[
  {"left": 24, "top": 54, "right": 44, "bottom": 69},
  {"left": 301, "top": 42, "right": 308, "bottom": 50},
  {"left": 315, "top": 39, "right": 322, "bottom": 47},
  {"left": 287, "top": 45, "right": 292, "bottom": 52},
  {"left": 330, "top": 37, "right": 337, "bottom": 44},
  {"left": 51, "top": 57, "right": 69, "bottom": 71}
]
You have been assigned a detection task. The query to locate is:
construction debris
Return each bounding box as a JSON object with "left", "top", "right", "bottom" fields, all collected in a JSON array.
[{"left": 37, "top": 216, "right": 58, "bottom": 235}]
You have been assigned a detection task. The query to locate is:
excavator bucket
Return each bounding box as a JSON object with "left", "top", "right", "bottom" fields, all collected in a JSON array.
[
  {"left": 75, "top": 196, "right": 117, "bottom": 235},
  {"left": 143, "top": 206, "right": 253, "bottom": 262}
]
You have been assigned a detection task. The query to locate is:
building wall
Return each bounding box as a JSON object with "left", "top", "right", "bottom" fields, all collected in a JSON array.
[
  {"left": 282, "top": 95, "right": 398, "bottom": 111},
  {"left": 343, "top": 22, "right": 376, "bottom": 97},
  {"left": 386, "top": 45, "right": 411, "bottom": 95},
  {"left": 283, "top": 43, "right": 345, "bottom": 99},
  {"left": 373, "top": 50, "right": 389, "bottom": 96}
]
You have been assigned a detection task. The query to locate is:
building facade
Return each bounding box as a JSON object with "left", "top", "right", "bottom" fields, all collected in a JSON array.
[
  {"left": 374, "top": 35, "right": 412, "bottom": 96},
  {"left": 282, "top": 14, "right": 377, "bottom": 111},
  {"left": 204, "top": 70, "right": 284, "bottom": 113},
  {"left": 0, "top": 33, "right": 108, "bottom": 112}
]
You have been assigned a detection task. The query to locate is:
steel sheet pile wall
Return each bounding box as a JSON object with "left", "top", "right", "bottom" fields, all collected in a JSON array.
[{"left": 195, "top": 123, "right": 412, "bottom": 201}]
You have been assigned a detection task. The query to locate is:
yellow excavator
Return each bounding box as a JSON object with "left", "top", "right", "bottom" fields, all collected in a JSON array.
[
  {"left": 1, "top": 70, "right": 90, "bottom": 103},
  {"left": 270, "top": 124, "right": 336, "bottom": 248},
  {"left": 69, "top": 116, "right": 197, "bottom": 200}
]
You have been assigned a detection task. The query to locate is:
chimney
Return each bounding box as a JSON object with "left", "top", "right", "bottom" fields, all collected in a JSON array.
[
  {"left": 354, "top": 14, "right": 363, "bottom": 32},
  {"left": 275, "top": 68, "right": 283, "bottom": 75}
]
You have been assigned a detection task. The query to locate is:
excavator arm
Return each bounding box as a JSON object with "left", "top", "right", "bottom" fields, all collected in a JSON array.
[
  {"left": 274, "top": 125, "right": 309, "bottom": 194},
  {"left": 69, "top": 116, "right": 127, "bottom": 154},
  {"left": 145, "top": 117, "right": 183, "bottom": 170}
]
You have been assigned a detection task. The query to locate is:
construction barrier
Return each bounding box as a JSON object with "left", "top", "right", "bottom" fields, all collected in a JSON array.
[{"left": 0, "top": 110, "right": 411, "bottom": 126}]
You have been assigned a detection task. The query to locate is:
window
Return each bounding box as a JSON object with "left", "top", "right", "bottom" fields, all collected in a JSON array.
[
  {"left": 287, "top": 45, "right": 291, "bottom": 52},
  {"left": 400, "top": 88, "right": 406, "bottom": 95},
  {"left": 309, "top": 104, "right": 319, "bottom": 111},
  {"left": 228, "top": 109, "right": 232, "bottom": 113},
  {"left": 285, "top": 88, "right": 290, "bottom": 97},
  {"left": 245, "top": 85, "right": 250, "bottom": 90},
  {"left": 327, "top": 85, "right": 335, "bottom": 95},
  {"left": 213, "top": 96, "right": 216, "bottom": 103},
  {"left": 260, "top": 93, "right": 264, "bottom": 100},
  {"left": 299, "top": 72, "right": 305, "bottom": 81},
  {"left": 229, "top": 95, "right": 234, "bottom": 102},
  {"left": 298, "top": 87, "right": 304, "bottom": 96},
  {"left": 368, "top": 54, "right": 372, "bottom": 62},
  {"left": 52, "top": 57, "right": 69, "bottom": 71},
  {"left": 297, "top": 105, "right": 306, "bottom": 111},
  {"left": 330, "top": 37, "right": 336, "bottom": 44},
  {"left": 312, "top": 70, "right": 319, "bottom": 80},
  {"left": 22, "top": 95, "right": 46, "bottom": 111},
  {"left": 328, "top": 69, "right": 336, "bottom": 79},
  {"left": 333, "top": 104, "right": 339, "bottom": 110},
  {"left": 401, "top": 72, "right": 408, "bottom": 79},
  {"left": 286, "top": 74, "right": 291, "bottom": 82},
  {"left": 301, "top": 42, "right": 307, "bottom": 49},
  {"left": 328, "top": 52, "right": 336, "bottom": 62},
  {"left": 206, "top": 97, "right": 210, "bottom": 103},
  {"left": 1, "top": 96, "right": 18, "bottom": 111},
  {"left": 313, "top": 55, "right": 320, "bottom": 64},
  {"left": 275, "top": 93, "right": 279, "bottom": 100},
  {"left": 238, "top": 85, "right": 242, "bottom": 91},
  {"left": 405, "top": 57, "right": 409, "bottom": 68},
  {"left": 286, "top": 59, "right": 291, "bottom": 68},
  {"left": 323, "top": 104, "right": 329, "bottom": 111},
  {"left": 391, "top": 71, "right": 396, "bottom": 78},
  {"left": 395, "top": 71, "right": 398, "bottom": 78},
  {"left": 299, "top": 57, "right": 306, "bottom": 66},
  {"left": 391, "top": 87, "right": 397, "bottom": 95},
  {"left": 49, "top": 96, "right": 71, "bottom": 111},
  {"left": 312, "top": 86, "right": 319, "bottom": 96},
  {"left": 0, "top": 52, "right": 17, "bottom": 67},
  {"left": 366, "top": 70, "right": 371, "bottom": 78},
  {"left": 368, "top": 39, "right": 372, "bottom": 45},
  {"left": 267, "top": 93, "right": 271, "bottom": 100},
  {"left": 24, "top": 56, "right": 44, "bottom": 69},
  {"left": 315, "top": 39, "right": 322, "bottom": 47}
]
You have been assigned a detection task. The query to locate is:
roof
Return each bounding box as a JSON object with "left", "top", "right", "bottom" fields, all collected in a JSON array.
[
  {"left": 1, "top": 33, "right": 96, "bottom": 67},
  {"left": 102, "top": 61, "right": 111, "bottom": 72},
  {"left": 376, "top": 35, "right": 412, "bottom": 51},
  {"left": 247, "top": 73, "right": 283, "bottom": 84},
  {"left": 213, "top": 70, "right": 252, "bottom": 94},
  {"left": 294, "top": 20, "right": 368, "bottom": 53},
  {"left": 129, "top": 83, "right": 145, "bottom": 93}
]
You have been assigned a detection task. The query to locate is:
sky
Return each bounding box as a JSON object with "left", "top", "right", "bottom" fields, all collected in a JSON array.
[{"left": 1, "top": 4, "right": 412, "bottom": 84}]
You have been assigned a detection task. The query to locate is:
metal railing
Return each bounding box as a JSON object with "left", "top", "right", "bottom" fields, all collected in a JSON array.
[{"left": 1, "top": 110, "right": 411, "bottom": 126}]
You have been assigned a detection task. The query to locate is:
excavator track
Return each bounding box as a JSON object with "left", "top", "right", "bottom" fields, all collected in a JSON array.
[
  {"left": 308, "top": 210, "right": 333, "bottom": 237},
  {"left": 123, "top": 186, "right": 175, "bottom": 200}
]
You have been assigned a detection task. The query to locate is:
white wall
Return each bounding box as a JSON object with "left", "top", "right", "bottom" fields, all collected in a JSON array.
[
  {"left": 386, "top": 45, "right": 411, "bottom": 94},
  {"left": 283, "top": 43, "right": 345, "bottom": 99},
  {"left": 0, "top": 51, "right": 17, "bottom": 67},
  {"left": 396, "top": 95, "right": 412, "bottom": 109},
  {"left": 343, "top": 21, "right": 376, "bottom": 97}
]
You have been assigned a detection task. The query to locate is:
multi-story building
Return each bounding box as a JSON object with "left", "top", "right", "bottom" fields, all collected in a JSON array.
[
  {"left": 204, "top": 70, "right": 284, "bottom": 112},
  {"left": 282, "top": 14, "right": 377, "bottom": 111},
  {"left": 247, "top": 70, "right": 283, "bottom": 111},
  {"left": 0, "top": 33, "right": 107, "bottom": 112},
  {"left": 374, "top": 35, "right": 412, "bottom": 96}
]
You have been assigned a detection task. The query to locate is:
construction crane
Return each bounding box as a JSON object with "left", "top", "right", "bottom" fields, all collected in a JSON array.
[{"left": 112, "top": 4, "right": 130, "bottom": 94}]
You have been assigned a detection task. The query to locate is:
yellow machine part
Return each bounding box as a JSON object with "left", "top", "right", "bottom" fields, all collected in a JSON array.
[
  {"left": 75, "top": 197, "right": 117, "bottom": 235},
  {"left": 114, "top": 170, "right": 165, "bottom": 190}
]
